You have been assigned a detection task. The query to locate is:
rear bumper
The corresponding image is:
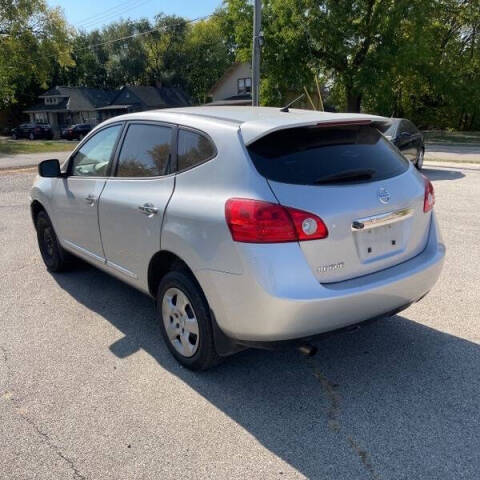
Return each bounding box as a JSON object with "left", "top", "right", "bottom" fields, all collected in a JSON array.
[{"left": 197, "top": 213, "right": 445, "bottom": 342}]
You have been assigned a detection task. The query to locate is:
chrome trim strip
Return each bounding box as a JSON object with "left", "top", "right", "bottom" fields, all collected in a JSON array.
[
  {"left": 63, "top": 240, "right": 105, "bottom": 263},
  {"left": 352, "top": 208, "right": 413, "bottom": 231},
  {"left": 106, "top": 260, "right": 138, "bottom": 279}
]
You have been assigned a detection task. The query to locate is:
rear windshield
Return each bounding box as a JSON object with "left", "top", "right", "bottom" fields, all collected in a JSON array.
[{"left": 247, "top": 125, "right": 409, "bottom": 185}]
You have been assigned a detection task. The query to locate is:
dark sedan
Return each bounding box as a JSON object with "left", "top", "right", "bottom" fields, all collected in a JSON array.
[
  {"left": 11, "top": 123, "right": 53, "bottom": 140},
  {"left": 61, "top": 124, "right": 92, "bottom": 141},
  {"left": 381, "top": 118, "right": 425, "bottom": 169}
]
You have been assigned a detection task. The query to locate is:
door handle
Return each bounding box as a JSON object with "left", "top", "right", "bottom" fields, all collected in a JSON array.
[
  {"left": 138, "top": 203, "right": 159, "bottom": 216},
  {"left": 85, "top": 194, "right": 96, "bottom": 206}
]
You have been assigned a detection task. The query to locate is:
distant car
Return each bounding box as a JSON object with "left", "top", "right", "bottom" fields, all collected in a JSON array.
[
  {"left": 381, "top": 118, "right": 425, "bottom": 169},
  {"left": 11, "top": 123, "right": 53, "bottom": 140},
  {"left": 61, "top": 124, "right": 92, "bottom": 141},
  {"left": 30, "top": 107, "right": 444, "bottom": 370}
]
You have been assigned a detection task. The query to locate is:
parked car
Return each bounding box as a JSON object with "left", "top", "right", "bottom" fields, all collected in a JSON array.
[
  {"left": 61, "top": 123, "right": 92, "bottom": 141},
  {"left": 30, "top": 107, "right": 445, "bottom": 370},
  {"left": 11, "top": 123, "right": 53, "bottom": 140},
  {"left": 380, "top": 118, "right": 425, "bottom": 169}
]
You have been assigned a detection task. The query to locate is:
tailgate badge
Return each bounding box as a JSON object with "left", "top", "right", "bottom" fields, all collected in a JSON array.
[
  {"left": 317, "top": 262, "right": 345, "bottom": 273},
  {"left": 377, "top": 188, "right": 391, "bottom": 204}
]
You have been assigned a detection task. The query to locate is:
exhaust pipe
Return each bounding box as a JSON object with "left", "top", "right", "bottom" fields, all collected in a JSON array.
[{"left": 297, "top": 342, "right": 318, "bottom": 357}]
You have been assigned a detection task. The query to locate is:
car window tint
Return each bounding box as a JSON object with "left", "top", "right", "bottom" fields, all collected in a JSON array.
[
  {"left": 405, "top": 120, "right": 418, "bottom": 134},
  {"left": 177, "top": 129, "right": 215, "bottom": 171},
  {"left": 116, "top": 124, "right": 172, "bottom": 177},
  {"left": 382, "top": 121, "right": 397, "bottom": 138},
  {"left": 71, "top": 125, "right": 122, "bottom": 177},
  {"left": 247, "top": 125, "right": 409, "bottom": 185}
]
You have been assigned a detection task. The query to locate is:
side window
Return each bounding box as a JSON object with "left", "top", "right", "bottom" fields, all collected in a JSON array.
[
  {"left": 116, "top": 124, "right": 172, "bottom": 177},
  {"left": 71, "top": 125, "right": 122, "bottom": 177},
  {"left": 177, "top": 129, "right": 216, "bottom": 171},
  {"left": 405, "top": 120, "right": 418, "bottom": 135}
]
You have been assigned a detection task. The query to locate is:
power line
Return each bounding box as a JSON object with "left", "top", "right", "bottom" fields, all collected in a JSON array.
[
  {"left": 78, "top": 0, "right": 154, "bottom": 30},
  {"left": 76, "top": 0, "right": 145, "bottom": 25},
  {"left": 73, "top": 14, "right": 214, "bottom": 53}
]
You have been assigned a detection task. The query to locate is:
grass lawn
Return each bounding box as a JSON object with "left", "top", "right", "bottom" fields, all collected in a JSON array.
[
  {"left": 0, "top": 138, "right": 78, "bottom": 155},
  {"left": 424, "top": 130, "right": 480, "bottom": 145}
]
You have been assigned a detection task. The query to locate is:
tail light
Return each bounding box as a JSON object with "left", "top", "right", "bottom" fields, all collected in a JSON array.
[
  {"left": 225, "top": 198, "right": 328, "bottom": 243},
  {"left": 423, "top": 177, "right": 435, "bottom": 212}
]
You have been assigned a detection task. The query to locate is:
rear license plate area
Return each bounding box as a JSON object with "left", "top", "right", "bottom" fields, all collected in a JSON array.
[{"left": 354, "top": 223, "right": 405, "bottom": 262}]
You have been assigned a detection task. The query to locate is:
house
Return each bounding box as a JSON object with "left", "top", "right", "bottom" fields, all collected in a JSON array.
[
  {"left": 96, "top": 85, "right": 190, "bottom": 121},
  {"left": 25, "top": 85, "right": 190, "bottom": 137},
  {"left": 24, "top": 86, "right": 115, "bottom": 136},
  {"left": 208, "top": 62, "right": 252, "bottom": 106}
]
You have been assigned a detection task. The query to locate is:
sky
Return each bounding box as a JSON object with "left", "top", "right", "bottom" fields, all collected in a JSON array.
[{"left": 47, "top": 0, "right": 223, "bottom": 31}]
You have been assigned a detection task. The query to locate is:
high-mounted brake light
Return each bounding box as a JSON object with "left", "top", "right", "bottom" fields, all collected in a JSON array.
[
  {"left": 423, "top": 177, "right": 435, "bottom": 213},
  {"left": 225, "top": 198, "right": 328, "bottom": 243}
]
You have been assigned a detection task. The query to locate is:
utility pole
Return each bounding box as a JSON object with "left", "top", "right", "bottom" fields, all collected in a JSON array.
[{"left": 252, "top": 0, "right": 262, "bottom": 106}]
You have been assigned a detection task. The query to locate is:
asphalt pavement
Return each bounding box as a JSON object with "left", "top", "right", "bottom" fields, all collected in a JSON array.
[{"left": 0, "top": 164, "right": 479, "bottom": 479}]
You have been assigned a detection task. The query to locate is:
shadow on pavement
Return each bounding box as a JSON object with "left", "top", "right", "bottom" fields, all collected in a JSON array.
[
  {"left": 53, "top": 264, "right": 479, "bottom": 479},
  {"left": 422, "top": 167, "right": 465, "bottom": 181}
]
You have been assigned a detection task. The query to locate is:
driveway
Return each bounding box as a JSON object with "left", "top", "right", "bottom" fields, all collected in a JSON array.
[{"left": 0, "top": 164, "right": 479, "bottom": 479}]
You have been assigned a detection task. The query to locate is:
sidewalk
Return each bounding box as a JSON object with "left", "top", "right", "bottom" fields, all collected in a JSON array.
[
  {"left": 425, "top": 143, "right": 480, "bottom": 163},
  {"left": 0, "top": 151, "right": 71, "bottom": 170}
]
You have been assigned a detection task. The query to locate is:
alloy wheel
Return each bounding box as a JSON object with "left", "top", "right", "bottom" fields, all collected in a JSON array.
[{"left": 162, "top": 287, "right": 199, "bottom": 358}]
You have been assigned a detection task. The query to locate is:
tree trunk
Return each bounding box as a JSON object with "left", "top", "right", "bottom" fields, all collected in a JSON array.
[{"left": 346, "top": 91, "right": 362, "bottom": 113}]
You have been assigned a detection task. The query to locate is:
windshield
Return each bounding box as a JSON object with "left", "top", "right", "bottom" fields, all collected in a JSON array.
[{"left": 247, "top": 124, "right": 409, "bottom": 185}]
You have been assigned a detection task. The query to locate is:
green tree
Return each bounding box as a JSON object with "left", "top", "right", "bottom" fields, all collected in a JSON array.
[
  {"left": 0, "top": 0, "right": 73, "bottom": 115},
  {"left": 182, "top": 13, "right": 234, "bottom": 104}
]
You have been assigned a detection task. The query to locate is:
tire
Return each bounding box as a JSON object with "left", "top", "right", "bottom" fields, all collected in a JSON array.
[
  {"left": 157, "top": 270, "right": 221, "bottom": 370},
  {"left": 35, "top": 211, "right": 73, "bottom": 272},
  {"left": 11, "top": 133, "right": 17, "bottom": 140},
  {"left": 416, "top": 148, "right": 424, "bottom": 170},
  {"left": 29, "top": 132, "right": 35, "bottom": 140},
  {"left": 79, "top": 133, "right": 84, "bottom": 140}
]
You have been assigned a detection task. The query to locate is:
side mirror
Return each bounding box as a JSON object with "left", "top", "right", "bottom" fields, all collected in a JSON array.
[{"left": 38, "top": 159, "right": 62, "bottom": 178}]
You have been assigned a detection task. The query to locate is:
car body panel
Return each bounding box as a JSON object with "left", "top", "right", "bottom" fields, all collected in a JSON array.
[
  {"left": 30, "top": 107, "right": 445, "bottom": 345},
  {"left": 197, "top": 213, "right": 444, "bottom": 341},
  {"left": 267, "top": 166, "right": 431, "bottom": 282},
  {"left": 99, "top": 176, "right": 175, "bottom": 287},
  {"left": 51, "top": 177, "right": 107, "bottom": 262}
]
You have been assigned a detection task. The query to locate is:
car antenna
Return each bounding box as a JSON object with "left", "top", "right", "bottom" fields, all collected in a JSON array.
[{"left": 280, "top": 93, "right": 305, "bottom": 112}]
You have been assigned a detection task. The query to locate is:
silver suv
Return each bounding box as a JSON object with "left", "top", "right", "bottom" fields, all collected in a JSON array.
[{"left": 31, "top": 107, "right": 445, "bottom": 370}]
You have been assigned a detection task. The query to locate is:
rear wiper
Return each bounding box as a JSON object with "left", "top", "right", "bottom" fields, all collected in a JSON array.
[{"left": 314, "top": 169, "right": 376, "bottom": 184}]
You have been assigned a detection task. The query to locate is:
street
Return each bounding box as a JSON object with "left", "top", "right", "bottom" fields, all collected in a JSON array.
[{"left": 0, "top": 164, "right": 479, "bottom": 479}]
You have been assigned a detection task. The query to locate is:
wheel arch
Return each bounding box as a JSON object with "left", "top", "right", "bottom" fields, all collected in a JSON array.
[
  {"left": 147, "top": 250, "right": 196, "bottom": 298},
  {"left": 147, "top": 249, "right": 242, "bottom": 357},
  {"left": 30, "top": 200, "right": 47, "bottom": 229}
]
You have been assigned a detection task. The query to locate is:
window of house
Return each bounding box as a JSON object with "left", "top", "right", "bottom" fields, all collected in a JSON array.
[
  {"left": 237, "top": 77, "right": 252, "bottom": 95},
  {"left": 116, "top": 124, "right": 172, "bottom": 177},
  {"left": 177, "top": 129, "right": 216, "bottom": 172}
]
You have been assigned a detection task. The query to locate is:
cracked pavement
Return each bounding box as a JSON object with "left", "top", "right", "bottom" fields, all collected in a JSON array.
[{"left": 0, "top": 165, "right": 479, "bottom": 479}]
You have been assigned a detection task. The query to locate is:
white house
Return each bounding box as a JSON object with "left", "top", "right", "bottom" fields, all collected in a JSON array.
[{"left": 208, "top": 62, "right": 252, "bottom": 106}]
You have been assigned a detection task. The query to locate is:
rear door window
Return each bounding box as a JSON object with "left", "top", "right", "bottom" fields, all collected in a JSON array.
[
  {"left": 177, "top": 129, "right": 216, "bottom": 172},
  {"left": 116, "top": 123, "right": 173, "bottom": 177},
  {"left": 247, "top": 124, "right": 409, "bottom": 185}
]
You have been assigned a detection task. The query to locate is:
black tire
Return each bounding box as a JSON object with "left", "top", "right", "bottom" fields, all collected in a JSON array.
[
  {"left": 29, "top": 132, "right": 35, "bottom": 140},
  {"left": 11, "top": 133, "right": 17, "bottom": 140},
  {"left": 35, "top": 211, "right": 73, "bottom": 272},
  {"left": 157, "top": 270, "right": 221, "bottom": 370}
]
